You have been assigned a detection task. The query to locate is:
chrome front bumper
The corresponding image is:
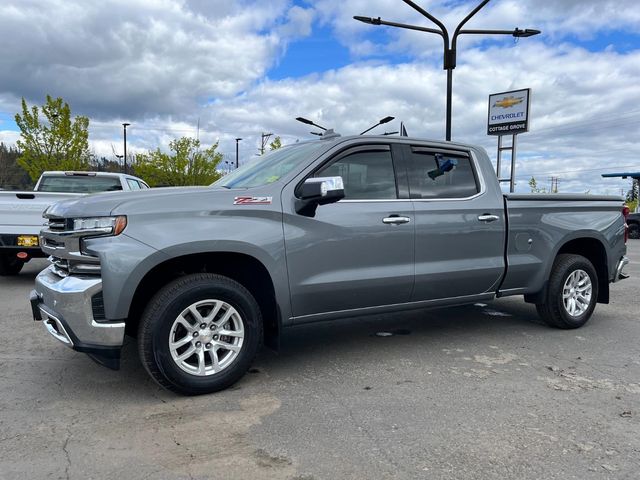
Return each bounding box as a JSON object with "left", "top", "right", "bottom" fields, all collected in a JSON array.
[{"left": 31, "top": 266, "right": 125, "bottom": 369}]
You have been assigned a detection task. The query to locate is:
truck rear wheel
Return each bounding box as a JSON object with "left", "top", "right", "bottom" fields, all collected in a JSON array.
[
  {"left": 0, "top": 254, "right": 24, "bottom": 276},
  {"left": 138, "top": 273, "right": 263, "bottom": 395},
  {"left": 536, "top": 254, "right": 598, "bottom": 329}
]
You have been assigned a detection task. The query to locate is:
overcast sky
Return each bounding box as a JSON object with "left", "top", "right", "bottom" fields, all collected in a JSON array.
[{"left": 1, "top": 0, "right": 639, "bottom": 194}]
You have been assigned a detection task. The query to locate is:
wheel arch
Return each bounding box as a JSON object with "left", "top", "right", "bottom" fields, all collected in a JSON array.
[
  {"left": 526, "top": 236, "right": 610, "bottom": 305},
  {"left": 556, "top": 237, "right": 609, "bottom": 303},
  {"left": 126, "top": 251, "right": 282, "bottom": 350}
]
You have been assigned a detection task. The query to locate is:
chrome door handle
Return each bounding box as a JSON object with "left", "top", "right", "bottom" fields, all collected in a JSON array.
[
  {"left": 382, "top": 216, "right": 411, "bottom": 225},
  {"left": 477, "top": 214, "right": 499, "bottom": 223}
]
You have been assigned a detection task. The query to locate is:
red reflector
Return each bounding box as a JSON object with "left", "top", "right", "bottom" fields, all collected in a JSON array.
[{"left": 17, "top": 252, "right": 28, "bottom": 259}]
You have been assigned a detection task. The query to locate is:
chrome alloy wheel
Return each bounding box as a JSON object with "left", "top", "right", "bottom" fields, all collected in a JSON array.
[
  {"left": 169, "top": 299, "right": 245, "bottom": 376},
  {"left": 562, "top": 269, "right": 592, "bottom": 317}
]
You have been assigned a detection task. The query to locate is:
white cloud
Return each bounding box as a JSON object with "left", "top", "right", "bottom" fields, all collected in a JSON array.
[
  {"left": 0, "top": 0, "right": 638, "bottom": 196},
  {"left": 0, "top": 130, "right": 20, "bottom": 146},
  {"left": 196, "top": 40, "right": 639, "bottom": 194},
  {"left": 314, "top": 0, "right": 640, "bottom": 58},
  {"left": 0, "top": 0, "right": 311, "bottom": 119}
]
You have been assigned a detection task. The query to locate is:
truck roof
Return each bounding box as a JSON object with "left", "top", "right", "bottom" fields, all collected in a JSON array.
[
  {"left": 309, "top": 134, "right": 483, "bottom": 155},
  {"left": 41, "top": 171, "right": 140, "bottom": 180}
]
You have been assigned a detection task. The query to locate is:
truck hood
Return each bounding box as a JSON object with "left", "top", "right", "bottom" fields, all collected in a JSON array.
[{"left": 44, "top": 186, "right": 253, "bottom": 218}]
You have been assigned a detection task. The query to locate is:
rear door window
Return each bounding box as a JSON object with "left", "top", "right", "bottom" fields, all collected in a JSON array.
[{"left": 407, "top": 148, "right": 479, "bottom": 199}]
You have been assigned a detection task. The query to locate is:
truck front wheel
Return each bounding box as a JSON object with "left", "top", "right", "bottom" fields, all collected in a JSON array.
[
  {"left": 0, "top": 254, "right": 24, "bottom": 276},
  {"left": 536, "top": 254, "right": 599, "bottom": 329},
  {"left": 138, "top": 273, "right": 263, "bottom": 395}
]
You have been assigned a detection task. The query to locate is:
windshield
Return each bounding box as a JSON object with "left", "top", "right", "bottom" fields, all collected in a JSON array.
[
  {"left": 37, "top": 175, "right": 123, "bottom": 193},
  {"left": 214, "top": 142, "right": 327, "bottom": 189}
]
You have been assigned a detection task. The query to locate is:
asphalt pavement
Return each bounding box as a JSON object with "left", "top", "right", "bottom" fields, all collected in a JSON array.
[{"left": 0, "top": 242, "right": 638, "bottom": 479}]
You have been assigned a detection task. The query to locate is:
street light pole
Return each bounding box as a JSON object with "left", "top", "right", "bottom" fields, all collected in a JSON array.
[
  {"left": 360, "top": 116, "right": 395, "bottom": 135},
  {"left": 235, "top": 138, "right": 242, "bottom": 168},
  {"left": 122, "top": 123, "right": 130, "bottom": 174},
  {"left": 260, "top": 132, "right": 273, "bottom": 155},
  {"left": 355, "top": 0, "right": 540, "bottom": 141},
  {"left": 295, "top": 117, "right": 328, "bottom": 136}
]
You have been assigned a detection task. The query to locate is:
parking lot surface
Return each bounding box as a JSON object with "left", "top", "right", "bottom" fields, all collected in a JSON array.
[{"left": 1, "top": 242, "right": 638, "bottom": 480}]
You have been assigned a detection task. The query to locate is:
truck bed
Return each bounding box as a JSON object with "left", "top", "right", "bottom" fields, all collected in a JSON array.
[{"left": 500, "top": 193, "right": 626, "bottom": 296}]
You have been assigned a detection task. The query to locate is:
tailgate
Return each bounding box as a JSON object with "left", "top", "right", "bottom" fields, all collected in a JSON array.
[{"left": 0, "top": 192, "right": 81, "bottom": 234}]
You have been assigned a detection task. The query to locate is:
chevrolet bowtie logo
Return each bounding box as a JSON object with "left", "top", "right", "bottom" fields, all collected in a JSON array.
[{"left": 493, "top": 96, "right": 525, "bottom": 108}]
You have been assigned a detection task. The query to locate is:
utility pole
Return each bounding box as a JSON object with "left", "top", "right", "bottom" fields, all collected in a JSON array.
[
  {"left": 122, "top": 123, "right": 130, "bottom": 174},
  {"left": 548, "top": 176, "right": 560, "bottom": 193},
  {"left": 260, "top": 132, "right": 273, "bottom": 155}
]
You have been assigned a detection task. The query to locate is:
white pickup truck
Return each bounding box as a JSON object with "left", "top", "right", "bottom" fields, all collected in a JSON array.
[{"left": 0, "top": 171, "right": 148, "bottom": 275}]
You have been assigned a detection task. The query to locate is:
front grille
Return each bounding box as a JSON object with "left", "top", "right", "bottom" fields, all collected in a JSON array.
[
  {"left": 43, "top": 237, "right": 64, "bottom": 248},
  {"left": 46, "top": 217, "right": 67, "bottom": 231},
  {"left": 42, "top": 215, "right": 101, "bottom": 278}
]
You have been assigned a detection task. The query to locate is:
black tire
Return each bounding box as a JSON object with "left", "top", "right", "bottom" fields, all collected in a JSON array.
[
  {"left": 138, "top": 273, "right": 263, "bottom": 395},
  {"left": 536, "top": 254, "right": 598, "bottom": 329},
  {"left": 629, "top": 223, "right": 640, "bottom": 240},
  {"left": 0, "top": 254, "right": 24, "bottom": 276}
]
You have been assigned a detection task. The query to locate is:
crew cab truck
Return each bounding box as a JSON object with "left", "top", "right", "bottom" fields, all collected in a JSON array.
[
  {"left": 30, "top": 135, "right": 630, "bottom": 395},
  {"left": 0, "top": 171, "right": 148, "bottom": 275}
]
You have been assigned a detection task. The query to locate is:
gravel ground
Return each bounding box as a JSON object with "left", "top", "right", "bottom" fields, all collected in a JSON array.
[{"left": 0, "top": 242, "right": 638, "bottom": 479}]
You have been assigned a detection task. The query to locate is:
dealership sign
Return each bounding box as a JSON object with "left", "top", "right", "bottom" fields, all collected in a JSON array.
[{"left": 487, "top": 88, "right": 530, "bottom": 136}]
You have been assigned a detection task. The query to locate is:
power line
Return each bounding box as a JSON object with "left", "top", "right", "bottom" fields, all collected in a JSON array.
[
  {"left": 518, "top": 163, "right": 640, "bottom": 177},
  {"left": 526, "top": 108, "right": 640, "bottom": 136}
]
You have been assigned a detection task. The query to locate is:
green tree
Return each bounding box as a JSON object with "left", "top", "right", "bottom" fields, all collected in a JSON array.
[
  {"left": 269, "top": 136, "right": 282, "bottom": 151},
  {"left": 14, "top": 95, "right": 90, "bottom": 181},
  {"left": 627, "top": 187, "right": 638, "bottom": 213},
  {"left": 528, "top": 176, "right": 546, "bottom": 194},
  {"left": 133, "top": 137, "right": 222, "bottom": 187},
  {"left": 90, "top": 155, "right": 124, "bottom": 173},
  {"left": 0, "top": 143, "right": 32, "bottom": 190}
]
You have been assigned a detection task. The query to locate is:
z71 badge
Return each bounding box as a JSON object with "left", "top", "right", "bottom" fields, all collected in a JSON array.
[{"left": 233, "top": 196, "right": 273, "bottom": 205}]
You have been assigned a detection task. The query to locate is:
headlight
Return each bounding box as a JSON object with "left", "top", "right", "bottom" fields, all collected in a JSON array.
[{"left": 72, "top": 216, "right": 127, "bottom": 236}]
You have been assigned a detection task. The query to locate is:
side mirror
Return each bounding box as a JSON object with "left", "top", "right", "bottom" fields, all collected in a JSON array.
[
  {"left": 300, "top": 176, "right": 345, "bottom": 203},
  {"left": 296, "top": 176, "right": 345, "bottom": 216}
]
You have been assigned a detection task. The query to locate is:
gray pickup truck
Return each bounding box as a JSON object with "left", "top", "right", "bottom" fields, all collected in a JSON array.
[{"left": 30, "top": 135, "right": 630, "bottom": 395}]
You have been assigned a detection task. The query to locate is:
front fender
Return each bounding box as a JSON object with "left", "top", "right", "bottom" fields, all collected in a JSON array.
[{"left": 83, "top": 234, "right": 170, "bottom": 320}]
